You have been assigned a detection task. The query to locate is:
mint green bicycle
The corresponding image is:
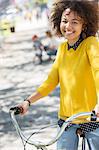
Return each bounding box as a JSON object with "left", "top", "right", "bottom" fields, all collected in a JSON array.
[{"left": 10, "top": 107, "right": 99, "bottom": 150}]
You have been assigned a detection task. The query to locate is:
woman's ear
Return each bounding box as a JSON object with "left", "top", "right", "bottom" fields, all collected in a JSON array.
[{"left": 82, "top": 24, "right": 86, "bottom": 31}]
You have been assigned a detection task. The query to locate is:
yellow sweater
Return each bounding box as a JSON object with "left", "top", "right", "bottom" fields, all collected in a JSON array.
[{"left": 37, "top": 36, "right": 99, "bottom": 120}]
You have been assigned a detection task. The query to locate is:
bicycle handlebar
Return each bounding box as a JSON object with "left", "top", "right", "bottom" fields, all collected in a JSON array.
[
  {"left": 10, "top": 107, "right": 95, "bottom": 149},
  {"left": 10, "top": 106, "right": 23, "bottom": 115}
]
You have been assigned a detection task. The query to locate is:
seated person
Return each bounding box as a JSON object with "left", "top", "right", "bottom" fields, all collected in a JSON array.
[
  {"left": 42, "top": 30, "right": 58, "bottom": 56},
  {"left": 32, "top": 35, "right": 43, "bottom": 51}
]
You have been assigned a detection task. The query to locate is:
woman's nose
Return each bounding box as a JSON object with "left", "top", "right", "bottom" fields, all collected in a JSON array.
[{"left": 65, "top": 22, "right": 72, "bottom": 29}]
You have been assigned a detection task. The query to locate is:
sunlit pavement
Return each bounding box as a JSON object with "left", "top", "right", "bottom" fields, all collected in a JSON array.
[{"left": 0, "top": 17, "right": 59, "bottom": 150}]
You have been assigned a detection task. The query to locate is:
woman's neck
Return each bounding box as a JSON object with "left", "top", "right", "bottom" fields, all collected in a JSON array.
[{"left": 68, "top": 36, "right": 80, "bottom": 46}]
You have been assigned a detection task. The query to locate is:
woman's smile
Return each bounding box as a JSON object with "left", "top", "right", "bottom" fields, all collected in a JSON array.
[{"left": 65, "top": 31, "right": 75, "bottom": 36}]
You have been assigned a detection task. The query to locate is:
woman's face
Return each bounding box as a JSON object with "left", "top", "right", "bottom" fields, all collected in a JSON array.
[{"left": 60, "top": 8, "right": 84, "bottom": 44}]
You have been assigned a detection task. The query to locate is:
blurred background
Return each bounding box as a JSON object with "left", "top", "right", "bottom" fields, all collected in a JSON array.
[
  {"left": 0, "top": 0, "right": 53, "bottom": 36},
  {"left": 0, "top": 1, "right": 61, "bottom": 150}
]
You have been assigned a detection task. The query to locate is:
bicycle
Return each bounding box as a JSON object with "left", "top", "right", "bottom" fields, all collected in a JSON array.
[{"left": 10, "top": 107, "right": 99, "bottom": 150}]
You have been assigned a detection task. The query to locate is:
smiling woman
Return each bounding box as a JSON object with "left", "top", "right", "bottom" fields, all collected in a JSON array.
[{"left": 60, "top": 8, "right": 84, "bottom": 45}]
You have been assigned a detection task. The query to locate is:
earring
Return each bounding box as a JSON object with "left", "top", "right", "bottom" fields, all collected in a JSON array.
[
  {"left": 82, "top": 31, "right": 86, "bottom": 39},
  {"left": 82, "top": 26, "right": 87, "bottom": 39}
]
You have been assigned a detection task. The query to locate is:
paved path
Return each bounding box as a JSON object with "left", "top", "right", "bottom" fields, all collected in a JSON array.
[{"left": 0, "top": 28, "right": 60, "bottom": 150}]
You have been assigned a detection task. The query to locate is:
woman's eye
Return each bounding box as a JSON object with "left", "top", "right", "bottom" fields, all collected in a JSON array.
[
  {"left": 62, "top": 20, "right": 68, "bottom": 23},
  {"left": 72, "top": 21, "right": 78, "bottom": 24}
]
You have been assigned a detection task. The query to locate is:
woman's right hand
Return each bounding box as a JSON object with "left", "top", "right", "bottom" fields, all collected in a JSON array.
[
  {"left": 17, "top": 92, "right": 43, "bottom": 115},
  {"left": 19, "top": 100, "right": 30, "bottom": 115}
]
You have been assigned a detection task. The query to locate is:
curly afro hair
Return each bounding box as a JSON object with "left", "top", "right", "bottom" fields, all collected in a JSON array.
[{"left": 50, "top": 0, "right": 99, "bottom": 37}]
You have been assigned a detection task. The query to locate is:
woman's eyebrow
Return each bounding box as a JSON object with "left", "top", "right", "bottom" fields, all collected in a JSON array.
[
  {"left": 72, "top": 18, "right": 81, "bottom": 21},
  {"left": 62, "top": 18, "right": 81, "bottom": 21},
  {"left": 72, "top": 18, "right": 82, "bottom": 21}
]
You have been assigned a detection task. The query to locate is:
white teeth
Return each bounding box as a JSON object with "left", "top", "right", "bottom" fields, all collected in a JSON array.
[
  {"left": 67, "top": 32, "right": 73, "bottom": 34},
  {"left": 65, "top": 31, "right": 74, "bottom": 35},
  {"left": 67, "top": 31, "right": 73, "bottom": 34}
]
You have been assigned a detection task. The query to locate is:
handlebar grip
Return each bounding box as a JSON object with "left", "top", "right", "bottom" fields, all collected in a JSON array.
[
  {"left": 91, "top": 110, "right": 97, "bottom": 121},
  {"left": 10, "top": 106, "right": 23, "bottom": 115}
]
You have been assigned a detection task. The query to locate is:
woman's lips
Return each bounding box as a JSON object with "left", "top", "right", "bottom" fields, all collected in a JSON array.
[{"left": 65, "top": 31, "right": 75, "bottom": 35}]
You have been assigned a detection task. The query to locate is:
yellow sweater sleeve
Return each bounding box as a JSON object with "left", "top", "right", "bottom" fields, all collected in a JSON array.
[
  {"left": 86, "top": 37, "right": 99, "bottom": 103},
  {"left": 37, "top": 44, "right": 62, "bottom": 96}
]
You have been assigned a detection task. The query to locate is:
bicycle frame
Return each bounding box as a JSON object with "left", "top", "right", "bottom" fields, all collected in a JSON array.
[{"left": 10, "top": 108, "right": 94, "bottom": 150}]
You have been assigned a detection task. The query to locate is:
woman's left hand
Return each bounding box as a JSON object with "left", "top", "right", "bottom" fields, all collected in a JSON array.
[{"left": 94, "top": 104, "right": 99, "bottom": 117}]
